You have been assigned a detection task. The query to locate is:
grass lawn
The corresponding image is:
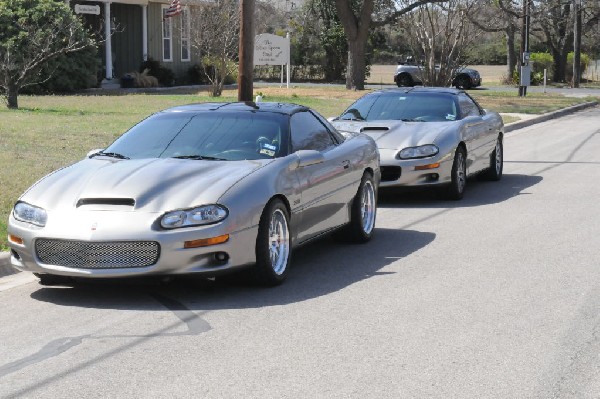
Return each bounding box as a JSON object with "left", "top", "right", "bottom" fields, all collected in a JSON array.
[{"left": 0, "top": 86, "right": 597, "bottom": 251}]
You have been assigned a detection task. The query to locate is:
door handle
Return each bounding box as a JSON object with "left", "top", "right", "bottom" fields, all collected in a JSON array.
[{"left": 342, "top": 160, "right": 350, "bottom": 169}]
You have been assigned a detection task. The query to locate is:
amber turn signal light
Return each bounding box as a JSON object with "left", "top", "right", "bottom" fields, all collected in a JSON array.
[
  {"left": 8, "top": 234, "right": 24, "bottom": 245},
  {"left": 414, "top": 163, "right": 440, "bottom": 171},
  {"left": 184, "top": 234, "right": 229, "bottom": 248}
]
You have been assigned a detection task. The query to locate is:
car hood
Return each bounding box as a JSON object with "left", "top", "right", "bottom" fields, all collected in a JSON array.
[
  {"left": 22, "top": 158, "right": 270, "bottom": 213},
  {"left": 332, "top": 120, "right": 453, "bottom": 150}
]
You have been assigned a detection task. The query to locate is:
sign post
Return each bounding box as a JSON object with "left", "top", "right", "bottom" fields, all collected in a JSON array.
[{"left": 254, "top": 33, "right": 291, "bottom": 88}]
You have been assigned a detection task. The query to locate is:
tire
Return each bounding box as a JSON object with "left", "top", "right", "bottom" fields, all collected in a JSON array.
[
  {"left": 485, "top": 137, "right": 503, "bottom": 181},
  {"left": 446, "top": 146, "right": 467, "bottom": 200},
  {"left": 338, "top": 172, "right": 377, "bottom": 243},
  {"left": 396, "top": 73, "right": 414, "bottom": 87},
  {"left": 454, "top": 75, "right": 472, "bottom": 90},
  {"left": 33, "top": 273, "right": 70, "bottom": 286},
  {"left": 253, "top": 199, "right": 291, "bottom": 286}
]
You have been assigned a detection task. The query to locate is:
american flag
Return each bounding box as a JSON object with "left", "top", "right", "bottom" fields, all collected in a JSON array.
[{"left": 164, "top": 0, "right": 182, "bottom": 18}]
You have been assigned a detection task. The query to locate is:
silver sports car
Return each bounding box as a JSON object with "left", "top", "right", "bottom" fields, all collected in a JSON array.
[
  {"left": 332, "top": 87, "right": 504, "bottom": 200},
  {"left": 7, "top": 102, "right": 380, "bottom": 286}
]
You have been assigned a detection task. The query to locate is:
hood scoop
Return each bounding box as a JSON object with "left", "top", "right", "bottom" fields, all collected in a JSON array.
[
  {"left": 360, "top": 126, "right": 390, "bottom": 132},
  {"left": 76, "top": 198, "right": 135, "bottom": 208}
]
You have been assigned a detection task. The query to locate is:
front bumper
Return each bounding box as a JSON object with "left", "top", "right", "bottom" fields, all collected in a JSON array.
[
  {"left": 7, "top": 210, "right": 258, "bottom": 278},
  {"left": 378, "top": 148, "right": 454, "bottom": 188}
]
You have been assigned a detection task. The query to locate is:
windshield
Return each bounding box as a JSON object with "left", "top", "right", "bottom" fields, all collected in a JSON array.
[
  {"left": 340, "top": 92, "right": 458, "bottom": 122},
  {"left": 103, "top": 111, "right": 289, "bottom": 161}
]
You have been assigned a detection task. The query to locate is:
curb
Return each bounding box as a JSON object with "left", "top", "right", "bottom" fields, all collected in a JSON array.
[
  {"left": 0, "top": 101, "right": 598, "bottom": 279},
  {"left": 505, "top": 101, "right": 598, "bottom": 133},
  {"left": 0, "top": 252, "right": 17, "bottom": 278}
]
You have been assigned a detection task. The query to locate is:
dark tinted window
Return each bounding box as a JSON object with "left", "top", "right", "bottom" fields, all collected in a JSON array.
[
  {"left": 104, "top": 111, "right": 289, "bottom": 161},
  {"left": 340, "top": 92, "right": 458, "bottom": 122},
  {"left": 312, "top": 111, "right": 346, "bottom": 144},
  {"left": 290, "top": 111, "right": 336, "bottom": 152},
  {"left": 458, "top": 93, "right": 481, "bottom": 118}
]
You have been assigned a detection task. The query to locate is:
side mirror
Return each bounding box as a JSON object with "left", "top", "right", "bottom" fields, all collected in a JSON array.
[{"left": 292, "top": 150, "right": 325, "bottom": 169}]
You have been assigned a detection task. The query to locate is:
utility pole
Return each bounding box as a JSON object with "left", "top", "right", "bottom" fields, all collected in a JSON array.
[
  {"left": 238, "top": 0, "right": 255, "bottom": 102},
  {"left": 573, "top": 0, "right": 582, "bottom": 88},
  {"left": 519, "top": 0, "right": 530, "bottom": 97}
]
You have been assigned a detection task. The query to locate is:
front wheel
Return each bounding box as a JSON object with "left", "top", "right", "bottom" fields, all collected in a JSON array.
[
  {"left": 253, "top": 199, "right": 291, "bottom": 286},
  {"left": 337, "top": 172, "right": 377, "bottom": 243},
  {"left": 454, "top": 75, "right": 472, "bottom": 90},
  {"left": 446, "top": 147, "right": 467, "bottom": 200},
  {"left": 396, "top": 74, "right": 414, "bottom": 87}
]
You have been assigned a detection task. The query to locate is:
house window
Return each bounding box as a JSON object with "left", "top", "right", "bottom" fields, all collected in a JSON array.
[
  {"left": 162, "top": 5, "right": 173, "bottom": 62},
  {"left": 181, "top": 7, "right": 191, "bottom": 62}
]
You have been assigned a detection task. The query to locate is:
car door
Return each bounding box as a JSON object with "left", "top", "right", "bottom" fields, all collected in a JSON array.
[
  {"left": 458, "top": 93, "right": 490, "bottom": 173},
  {"left": 290, "top": 110, "right": 352, "bottom": 243}
]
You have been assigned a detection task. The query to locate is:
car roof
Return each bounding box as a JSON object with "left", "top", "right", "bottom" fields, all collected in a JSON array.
[
  {"left": 372, "top": 87, "right": 463, "bottom": 96},
  {"left": 161, "top": 102, "right": 308, "bottom": 116}
]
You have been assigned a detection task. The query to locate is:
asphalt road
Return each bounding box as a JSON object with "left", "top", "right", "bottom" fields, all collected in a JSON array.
[{"left": 1, "top": 107, "right": 600, "bottom": 398}]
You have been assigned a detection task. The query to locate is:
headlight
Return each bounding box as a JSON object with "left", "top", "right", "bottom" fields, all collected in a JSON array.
[
  {"left": 13, "top": 202, "right": 48, "bottom": 227},
  {"left": 161, "top": 204, "right": 228, "bottom": 229},
  {"left": 398, "top": 145, "right": 439, "bottom": 160}
]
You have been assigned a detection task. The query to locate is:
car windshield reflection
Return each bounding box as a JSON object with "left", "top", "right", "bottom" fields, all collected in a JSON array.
[{"left": 103, "top": 111, "right": 289, "bottom": 161}]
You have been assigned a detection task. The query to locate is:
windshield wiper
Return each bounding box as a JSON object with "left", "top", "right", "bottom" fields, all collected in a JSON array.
[
  {"left": 90, "top": 151, "right": 130, "bottom": 159},
  {"left": 171, "top": 155, "right": 227, "bottom": 161},
  {"left": 401, "top": 118, "right": 426, "bottom": 122}
]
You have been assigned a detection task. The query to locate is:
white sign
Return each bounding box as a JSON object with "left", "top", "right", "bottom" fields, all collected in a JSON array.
[
  {"left": 254, "top": 34, "right": 290, "bottom": 66},
  {"left": 74, "top": 4, "right": 101, "bottom": 15}
]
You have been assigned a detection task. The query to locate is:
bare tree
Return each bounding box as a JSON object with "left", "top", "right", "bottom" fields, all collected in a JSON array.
[
  {"left": 402, "top": 0, "right": 478, "bottom": 86},
  {"left": 0, "top": 0, "right": 94, "bottom": 109},
  {"left": 532, "top": 0, "right": 600, "bottom": 83},
  {"left": 469, "top": 0, "right": 520, "bottom": 81},
  {"left": 334, "top": 0, "right": 446, "bottom": 90},
  {"left": 191, "top": 0, "right": 240, "bottom": 97}
]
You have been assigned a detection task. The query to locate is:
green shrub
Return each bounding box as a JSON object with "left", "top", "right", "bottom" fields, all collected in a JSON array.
[
  {"left": 566, "top": 52, "right": 590, "bottom": 81},
  {"left": 22, "top": 46, "right": 99, "bottom": 94},
  {"left": 530, "top": 52, "right": 553, "bottom": 77},
  {"left": 187, "top": 64, "right": 208, "bottom": 85}
]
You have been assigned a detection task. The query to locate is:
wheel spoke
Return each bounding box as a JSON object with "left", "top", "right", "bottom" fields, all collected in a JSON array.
[
  {"left": 360, "top": 180, "right": 376, "bottom": 234},
  {"left": 267, "top": 209, "right": 289, "bottom": 275}
]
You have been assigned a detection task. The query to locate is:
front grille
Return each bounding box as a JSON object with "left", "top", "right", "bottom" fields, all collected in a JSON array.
[
  {"left": 35, "top": 239, "right": 160, "bottom": 269},
  {"left": 381, "top": 166, "right": 402, "bottom": 182}
]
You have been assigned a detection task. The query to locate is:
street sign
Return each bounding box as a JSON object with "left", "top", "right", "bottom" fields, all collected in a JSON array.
[
  {"left": 74, "top": 4, "right": 101, "bottom": 15},
  {"left": 254, "top": 33, "right": 290, "bottom": 66}
]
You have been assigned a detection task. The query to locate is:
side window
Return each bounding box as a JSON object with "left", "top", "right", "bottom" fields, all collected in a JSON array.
[
  {"left": 458, "top": 93, "right": 480, "bottom": 118},
  {"left": 311, "top": 111, "right": 345, "bottom": 144},
  {"left": 290, "top": 111, "right": 336, "bottom": 152}
]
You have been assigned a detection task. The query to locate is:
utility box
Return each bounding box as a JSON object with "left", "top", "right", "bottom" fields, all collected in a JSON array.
[{"left": 520, "top": 65, "right": 531, "bottom": 86}]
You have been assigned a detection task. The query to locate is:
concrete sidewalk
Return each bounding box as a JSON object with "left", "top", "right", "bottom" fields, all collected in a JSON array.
[{"left": 0, "top": 100, "right": 598, "bottom": 279}]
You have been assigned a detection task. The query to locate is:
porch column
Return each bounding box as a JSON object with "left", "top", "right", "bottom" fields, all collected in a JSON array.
[
  {"left": 142, "top": 4, "right": 148, "bottom": 61},
  {"left": 104, "top": 2, "right": 113, "bottom": 79}
]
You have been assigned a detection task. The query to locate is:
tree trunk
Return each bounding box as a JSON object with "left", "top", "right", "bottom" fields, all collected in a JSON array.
[
  {"left": 346, "top": 33, "right": 369, "bottom": 90},
  {"left": 336, "top": 0, "right": 373, "bottom": 91},
  {"left": 552, "top": 45, "right": 570, "bottom": 83},
  {"left": 506, "top": 23, "right": 517, "bottom": 81},
  {"left": 7, "top": 84, "right": 18, "bottom": 109}
]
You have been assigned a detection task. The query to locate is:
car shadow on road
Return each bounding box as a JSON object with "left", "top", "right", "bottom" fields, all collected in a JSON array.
[
  {"left": 30, "top": 228, "right": 435, "bottom": 311},
  {"left": 378, "top": 173, "right": 542, "bottom": 209}
]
